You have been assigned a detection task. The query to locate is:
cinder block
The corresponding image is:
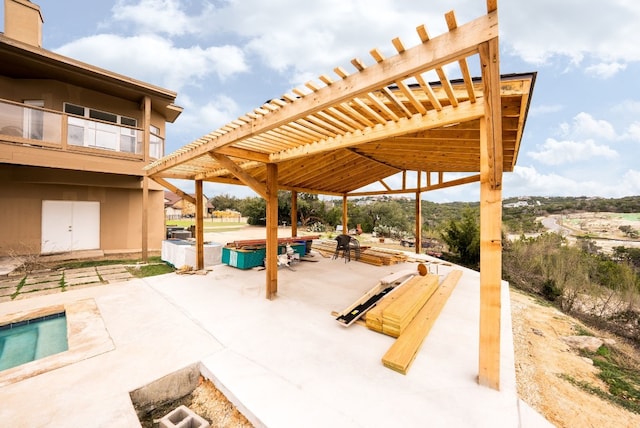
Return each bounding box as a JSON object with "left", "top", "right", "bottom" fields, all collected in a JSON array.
[{"left": 159, "top": 405, "right": 210, "bottom": 428}]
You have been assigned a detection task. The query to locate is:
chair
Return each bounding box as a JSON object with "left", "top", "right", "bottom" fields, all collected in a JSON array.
[{"left": 333, "top": 234, "right": 360, "bottom": 262}]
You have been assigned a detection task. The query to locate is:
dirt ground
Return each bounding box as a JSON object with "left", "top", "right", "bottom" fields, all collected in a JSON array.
[{"left": 511, "top": 288, "right": 640, "bottom": 427}]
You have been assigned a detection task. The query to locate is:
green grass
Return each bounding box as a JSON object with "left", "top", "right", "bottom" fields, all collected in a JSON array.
[
  {"left": 561, "top": 344, "right": 640, "bottom": 414},
  {"left": 127, "top": 263, "right": 174, "bottom": 278},
  {"left": 55, "top": 256, "right": 175, "bottom": 278},
  {"left": 616, "top": 213, "right": 640, "bottom": 221},
  {"left": 166, "top": 219, "right": 248, "bottom": 232},
  {"left": 573, "top": 324, "right": 594, "bottom": 336}
]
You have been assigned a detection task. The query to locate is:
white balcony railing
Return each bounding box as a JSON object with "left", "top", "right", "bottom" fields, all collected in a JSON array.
[{"left": 0, "top": 99, "right": 164, "bottom": 159}]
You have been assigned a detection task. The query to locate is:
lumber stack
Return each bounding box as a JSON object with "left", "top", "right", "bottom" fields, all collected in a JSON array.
[
  {"left": 382, "top": 270, "right": 463, "bottom": 374},
  {"left": 365, "top": 274, "right": 439, "bottom": 337},
  {"left": 310, "top": 240, "right": 407, "bottom": 266}
]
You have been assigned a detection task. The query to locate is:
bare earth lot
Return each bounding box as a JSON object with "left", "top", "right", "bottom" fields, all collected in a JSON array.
[{"left": 511, "top": 288, "right": 640, "bottom": 427}]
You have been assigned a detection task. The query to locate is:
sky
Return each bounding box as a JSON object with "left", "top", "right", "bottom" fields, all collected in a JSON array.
[{"left": 3, "top": 0, "right": 639, "bottom": 203}]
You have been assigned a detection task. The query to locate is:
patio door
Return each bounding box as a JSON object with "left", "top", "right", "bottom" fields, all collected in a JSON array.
[{"left": 41, "top": 201, "right": 100, "bottom": 254}]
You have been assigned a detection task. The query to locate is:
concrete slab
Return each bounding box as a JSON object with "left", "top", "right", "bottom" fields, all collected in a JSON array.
[
  {"left": 19, "top": 280, "right": 63, "bottom": 293},
  {"left": 101, "top": 272, "right": 135, "bottom": 282},
  {"left": 0, "top": 281, "right": 223, "bottom": 427},
  {"left": 23, "top": 273, "right": 62, "bottom": 285},
  {"left": 0, "top": 229, "right": 553, "bottom": 427},
  {"left": 96, "top": 265, "right": 130, "bottom": 275}
]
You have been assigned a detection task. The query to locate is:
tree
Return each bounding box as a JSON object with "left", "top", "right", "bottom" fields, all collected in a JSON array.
[
  {"left": 238, "top": 197, "right": 266, "bottom": 225},
  {"left": 296, "top": 193, "right": 327, "bottom": 227},
  {"left": 208, "top": 193, "right": 240, "bottom": 212},
  {"left": 440, "top": 207, "right": 480, "bottom": 267}
]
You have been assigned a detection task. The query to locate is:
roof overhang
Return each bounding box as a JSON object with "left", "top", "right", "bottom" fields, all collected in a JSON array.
[{"left": 0, "top": 34, "right": 183, "bottom": 123}]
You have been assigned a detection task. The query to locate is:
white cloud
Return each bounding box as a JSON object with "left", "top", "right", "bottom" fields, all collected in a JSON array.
[
  {"left": 585, "top": 62, "right": 627, "bottom": 79},
  {"left": 529, "top": 104, "right": 564, "bottom": 117},
  {"left": 622, "top": 170, "right": 640, "bottom": 194},
  {"left": 626, "top": 122, "right": 640, "bottom": 141},
  {"left": 55, "top": 34, "right": 248, "bottom": 91},
  {"left": 559, "top": 112, "right": 618, "bottom": 141},
  {"left": 501, "top": 0, "right": 640, "bottom": 68},
  {"left": 527, "top": 138, "right": 618, "bottom": 165},
  {"left": 112, "top": 0, "right": 196, "bottom": 36},
  {"left": 505, "top": 165, "right": 639, "bottom": 199},
  {"left": 168, "top": 94, "right": 241, "bottom": 143},
  {"left": 612, "top": 100, "right": 640, "bottom": 115}
]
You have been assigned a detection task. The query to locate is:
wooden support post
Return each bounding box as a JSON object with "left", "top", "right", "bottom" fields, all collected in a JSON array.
[
  {"left": 141, "top": 95, "right": 151, "bottom": 262},
  {"left": 265, "top": 163, "right": 278, "bottom": 299},
  {"left": 342, "top": 194, "right": 348, "bottom": 234},
  {"left": 415, "top": 191, "right": 422, "bottom": 254},
  {"left": 195, "top": 179, "right": 204, "bottom": 270},
  {"left": 141, "top": 176, "right": 149, "bottom": 262},
  {"left": 291, "top": 190, "right": 298, "bottom": 237},
  {"left": 478, "top": 37, "right": 503, "bottom": 390},
  {"left": 415, "top": 171, "right": 422, "bottom": 254}
]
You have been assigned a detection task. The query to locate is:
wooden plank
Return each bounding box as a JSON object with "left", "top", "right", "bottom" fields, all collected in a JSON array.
[
  {"left": 335, "top": 283, "right": 395, "bottom": 327},
  {"left": 382, "top": 270, "right": 463, "bottom": 374},
  {"left": 365, "top": 276, "right": 415, "bottom": 333},
  {"left": 381, "top": 274, "right": 439, "bottom": 337},
  {"left": 334, "top": 269, "right": 419, "bottom": 327}
]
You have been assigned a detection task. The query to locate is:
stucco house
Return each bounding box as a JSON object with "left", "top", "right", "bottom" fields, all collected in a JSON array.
[
  {"left": 164, "top": 191, "right": 209, "bottom": 219},
  {"left": 0, "top": 0, "right": 182, "bottom": 257}
]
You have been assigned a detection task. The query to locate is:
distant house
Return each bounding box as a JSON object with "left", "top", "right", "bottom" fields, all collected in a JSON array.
[
  {"left": 0, "top": 0, "right": 182, "bottom": 256},
  {"left": 164, "top": 191, "right": 208, "bottom": 219},
  {"left": 503, "top": 201, "right": 529, "bottom": 208}
]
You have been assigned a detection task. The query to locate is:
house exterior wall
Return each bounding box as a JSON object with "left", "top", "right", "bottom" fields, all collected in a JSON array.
[
  {"left": 0, "top": 165, "right": 164, "bottom": 256},
  {"left": 0, "top": 0, "right": 181, "bottom": 258}
]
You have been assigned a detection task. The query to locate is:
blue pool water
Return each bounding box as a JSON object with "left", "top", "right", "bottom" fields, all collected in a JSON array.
[{"left": 0, "top": 313, "right": 68, "bottom": 371}]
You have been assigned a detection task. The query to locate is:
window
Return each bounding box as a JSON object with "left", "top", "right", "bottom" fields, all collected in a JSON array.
[
  {"left": 149, "top": 125, "right": 163, "bottom": 159},
  {"left": 64, "top": 103, "right": 140, "bottom": 154},
  {"left": 23, "top": 100, "right": 44, "bottom": 140},
  {"left": 63, "top": 103, "right": 137, "bottom": 127}
]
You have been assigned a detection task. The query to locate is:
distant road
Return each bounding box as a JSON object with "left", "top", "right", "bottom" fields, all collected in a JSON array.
[{"left": 541, "top": 215, "right": 572, "bottom": 236}]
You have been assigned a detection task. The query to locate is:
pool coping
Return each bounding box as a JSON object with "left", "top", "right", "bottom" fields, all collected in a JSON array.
[{"left": 0, "top": 298, "right": 115, "bottom": 387}]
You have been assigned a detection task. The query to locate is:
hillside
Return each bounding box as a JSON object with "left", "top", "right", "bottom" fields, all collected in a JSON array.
[{"left": 511, "top": 288, "right": 640, "bottom": 427}]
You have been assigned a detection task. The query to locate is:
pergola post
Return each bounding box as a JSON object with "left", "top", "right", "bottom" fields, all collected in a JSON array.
[
  {"left": 141, "top": 176, "right": 149, "bottom": 262},
  {"left": 195, "top": 179, "right": 204, "bottom": 270},
  {"left": 265, "top": 163, "right": 279, "bottom": 299},
  {"left": 415, "top": 171, "right": 422, "bottom": 254},
  {"left": 290, "top": 190, "right": 298, "bottom": 237},
  {"left": 141, "top": 95, "right": 151, "bottom": 263},
  {"left": 415, "top": 191, "right": 422, "bottom": 254},
  {"left": 478, "top": 37, "right": 503, "bottom": 390},
  {"left": 342, "top": 194, "right": 348, "bottom": 234}
]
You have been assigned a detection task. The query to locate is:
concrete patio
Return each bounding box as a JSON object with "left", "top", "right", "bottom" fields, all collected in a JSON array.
[{"left": 0, "top": 230, "right": 553, "bottom": 427}]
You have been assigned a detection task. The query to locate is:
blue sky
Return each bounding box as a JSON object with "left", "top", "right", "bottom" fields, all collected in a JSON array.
[{"left": 3, "top": 0, "right": 639, "bottom": 202}]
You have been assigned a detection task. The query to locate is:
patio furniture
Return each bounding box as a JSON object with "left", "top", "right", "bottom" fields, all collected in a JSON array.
[{"left": 333, "top": 235, "right": 360, "bottom": 262}]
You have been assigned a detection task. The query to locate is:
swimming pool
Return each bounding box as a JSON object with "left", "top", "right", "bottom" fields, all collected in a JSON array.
[{"left": 0, "top": 313, "right": 68, "bottom": 371}]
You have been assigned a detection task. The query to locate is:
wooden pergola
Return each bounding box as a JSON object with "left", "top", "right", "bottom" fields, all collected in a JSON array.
[{"left": 145, "top": 1, "right": 535, "bottom": 390}]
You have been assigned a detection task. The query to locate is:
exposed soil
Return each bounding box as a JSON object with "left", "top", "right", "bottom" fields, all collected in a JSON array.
[
  {"left": 138, "top": 379, "right": 253, "bottom": 428},
  {"left": 511, "top": 288, "right": 640, "bottom": 427}
]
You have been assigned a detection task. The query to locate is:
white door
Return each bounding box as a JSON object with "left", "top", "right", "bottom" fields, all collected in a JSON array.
[{"left": 41, "top": 201, "right": 100, "bottom": 253}]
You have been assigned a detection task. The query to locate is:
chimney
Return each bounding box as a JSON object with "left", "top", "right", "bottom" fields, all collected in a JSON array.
[{"left": 4, "top": 0, "right": 44, "bottom": 47}]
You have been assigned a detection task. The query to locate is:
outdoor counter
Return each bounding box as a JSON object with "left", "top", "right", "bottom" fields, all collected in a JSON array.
[{"left": 161, "top": 239, "right": 222, "bottom": 269}]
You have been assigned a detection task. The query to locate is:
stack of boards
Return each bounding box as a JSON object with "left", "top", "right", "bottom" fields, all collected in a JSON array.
[
  {"left": 312, "top": 240, "right": 408, "bottom": 266},
  {"left": 336, "top": 269, "right": 463, "bottom": 375}
]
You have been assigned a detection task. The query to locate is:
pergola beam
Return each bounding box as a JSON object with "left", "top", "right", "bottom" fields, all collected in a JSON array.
[{"left": 209, "top": 153, "right": 268, "bottom": 199}]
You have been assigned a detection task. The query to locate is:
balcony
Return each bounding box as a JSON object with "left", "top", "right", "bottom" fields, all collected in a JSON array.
[{"left": 0, "top": 99, "right": 164, "bottom": 160}]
